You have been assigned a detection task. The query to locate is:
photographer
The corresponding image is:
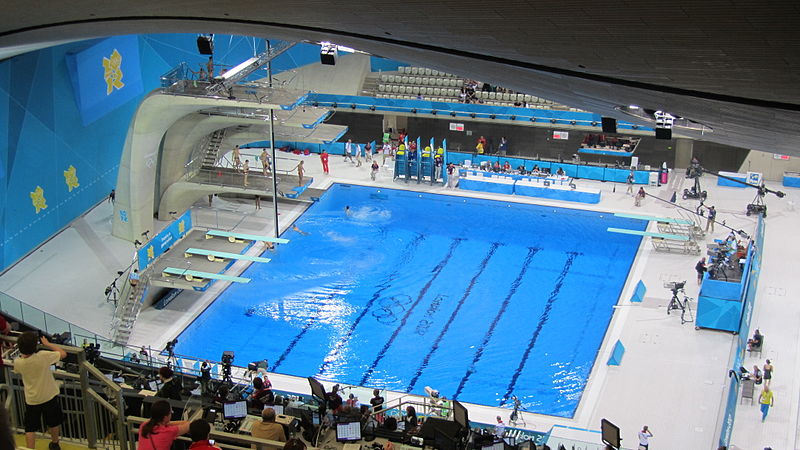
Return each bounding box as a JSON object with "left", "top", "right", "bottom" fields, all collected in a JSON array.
[
  {"left": 156, "top": 366, "right": 182, "bottom": 401},
  {"left": 13, "top": 331, "right": 67, "bottom": 450}
]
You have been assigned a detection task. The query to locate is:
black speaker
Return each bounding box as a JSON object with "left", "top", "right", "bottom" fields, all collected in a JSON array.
[
  {"left": 655, "top": 128, "right": 672, "bottom": 140},
  {"left": 196, "top": 36, "right": 214, "bottom": 55},
  {"left": 320, "top": 52, "right": 336, "bottom": 65},
  {"left": 601, "top": 117, "right": 617, "bottom": 133}
]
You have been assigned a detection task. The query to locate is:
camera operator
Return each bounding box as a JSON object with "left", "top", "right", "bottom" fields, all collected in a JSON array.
[
  {"left": 13, "top": 331, "right": 67, "bottom": 450},
  {"left": 199, "top": 361, "right": 211, "bottom": 396},
  {"left": 156, "top": 366, "right": 182, "bottom": 401}
]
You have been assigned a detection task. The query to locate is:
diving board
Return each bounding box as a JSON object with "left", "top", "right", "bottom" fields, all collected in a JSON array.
[
  {"left": 607, "top": 227, "right": 690, "bottom": 241},
  {"left": 162, "top": 267, "right": 251, "bottom": 283},
  {"left": 206, "top": 230, "right": 290, "bottom": 244},
  {"left": 613, "top": 213, "right": 693, "bottom": 225},
  {"left": 184, "top": 248, "right": 271, "bottom": 263}
]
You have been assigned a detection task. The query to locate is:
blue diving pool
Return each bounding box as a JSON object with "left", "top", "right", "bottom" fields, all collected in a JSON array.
[{"left": 175, "top": 184, "right": 645, "bottom": 417}]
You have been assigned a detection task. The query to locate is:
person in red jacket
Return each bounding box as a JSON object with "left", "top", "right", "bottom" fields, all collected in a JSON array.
[
  {"left": 320, "top": 149, "right": 330, "bottom": 174},
  {"left": 188, "top": 419, "right": 221, "bottom": 450}
]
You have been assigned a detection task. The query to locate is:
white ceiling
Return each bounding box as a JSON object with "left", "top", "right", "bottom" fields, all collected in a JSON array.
[{"left": 1, "top": 1, "right": 799, "bottom": 154}]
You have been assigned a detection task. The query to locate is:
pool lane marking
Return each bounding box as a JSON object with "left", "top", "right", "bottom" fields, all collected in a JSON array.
[
  {"left": 500, "top": 251, "right": 579, "bottom": 406},
  {"left": 453, "top": 246, "right": 541, "bottom": 400},
  {"left": 317, "top": 233, "right": 427, "bottom": 376},
  {"left": 359, "top": 238, "right": 464, "bottom": 386},
  {"left": 271, "top": 284, "right": 351, "bottom": 371},
  {"left": 405, "top": 242, "right": 502, "bottom": 392}
]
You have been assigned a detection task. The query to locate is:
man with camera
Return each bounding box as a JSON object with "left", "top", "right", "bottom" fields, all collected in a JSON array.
[{"left": 13, "top": 331, "right": 67, "bottom": 450}]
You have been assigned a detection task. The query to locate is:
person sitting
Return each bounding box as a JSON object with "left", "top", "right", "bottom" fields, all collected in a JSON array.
[
  {"left": 283, "top": 438, "right": 306, "bottom": 450},
  {"left": 503, "top": 161, "right": 511, "bottom": 172},
  {"left": 748, "top": 329, "right": 763, "bottom": 351},
  {"left": 492, "top": 161, "right": 501, "bottom": 172},
  {"left": 751, "top": 365, "right": 763, "bottom": 384},
  {"left": 249, "top": 377, "right": 274, "bottom": 410},
  {"left": 251, "top": 407, "right": 287, "bottom": 447},
  {"left": 189, "top": 419, "right": 221, "bottom": 449},
  {"left": 325, "top": 384, "right": 343, "bottom": 414},
  {"left": 346, "top": 393, "right": 359, "bottom": 408},
  {"left": 156, "top": 366, "right": 182, "bottom": 401},
  {"left": 404, "top": 405, "right": 419, "bottom": 431},
  {"left": 517, "top": 165, "right": 526, "bottom": 175},
  {"left": 138, "top": 400, "right": 191, "bottom": 450},
  {"left": 556, "top": 167, "right": 565, "bottom": 176}
]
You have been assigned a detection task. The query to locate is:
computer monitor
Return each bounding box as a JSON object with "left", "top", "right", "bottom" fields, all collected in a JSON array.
[
  {"left": 452, "top": 400, "right": 469, "bottom": 431},
  {"left": 600, "top": 418, "right": 621, "bottom": 449},
  {"left": 268, "top": 404, "right": 284, "bottom": 415},
  {"left": 433, "top": 429, "right": 457, "bottom": 450},
  {"left": 223, "top": 401, "right": 247, "bottom": 420},
  {"left": 336, "top": 421, "right": 362, "bottom": 442},
  {"left": 307, "top": 376, "right": 326, "bottom": 401}
]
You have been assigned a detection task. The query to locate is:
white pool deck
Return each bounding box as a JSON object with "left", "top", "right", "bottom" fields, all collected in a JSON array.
[{"left": 1, "top": 152, "right": 797, "bottom": 450}]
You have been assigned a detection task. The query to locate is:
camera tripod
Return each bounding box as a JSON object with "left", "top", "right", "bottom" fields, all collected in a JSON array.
[
  {"left": 665, "top": 282, "right": 694, "bottom": 325},
  {"left": 509, "top": 396, "right": 526, "bottom": 427},
  {"left": 105, "top": 281, "right": 120, "bottom": 307}
]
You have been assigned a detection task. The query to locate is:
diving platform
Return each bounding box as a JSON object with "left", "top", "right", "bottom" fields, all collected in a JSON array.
[
  {"left": 184, "top": 248, "right": 271, "bottom": 263},
  {"left": 162, "top": 267, "right": 250, "bottom": 283},
  {"left": 607, "top": 227, "right": 690, "bottom": 241},
  {"left": 613, "top": 213, "right": 693, "bottom": 225},
  {"left": 206, "top": 230, "right": 290, "bottom": 244}
]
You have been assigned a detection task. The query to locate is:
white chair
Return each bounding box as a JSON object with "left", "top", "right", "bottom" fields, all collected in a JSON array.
[
  {"left": 411, "top": 67, "right": 419, "bottom": 75},
  {"left": 420, "top": 77, "right": 428, "bottom": 85},
  {"left": 413, "top": 77, "right": 420, "bottom": 85},
  {"left": 401, "top": 76, "right": 409, "bottom": 84},
  {"left": 412, "top": 86, "right": 421, "bottom": 95},
  {"left": 424, "top": 68, "right": 432, "bottom": 76},
  {"left": 489, "top": 92, "right": 496, "bottom": 100},
  {"left": 435, "top": 78, "right": 443, "bottom": 86},
  {"left": 431, "top": 70, "right": 439, "bottom": 76},
  {"left": 426, "top": 87, "right": 434, "bottom": 96},
  {"left": 391, "top": 85, "right": 399, "bottom": 93},
  {"left": 502, "top": 93, "right": 510, "bottom": 101},
  {"left": 397, "top": 86, "right": 405, "bottom": 94},
  {"left": 378, "top": 84, "right": 386, "bottom": 92},
  {"left": 524, "top": 94, "right": 532, "bottom": 102},
  {"left": 380, "top": 74, "right": 388, "bottom": 82},
  {"left": 434, "top": 87, "right": 441, "bottom": 96}
]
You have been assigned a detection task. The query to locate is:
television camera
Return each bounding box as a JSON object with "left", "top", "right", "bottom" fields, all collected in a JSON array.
[
  {"left": 664, "top": 281, "right": 693, "bottom": 325},
  {"left": 683, "top": 159, "right": 707, "bottom": 200},
  {"left": 221, "top": 351, "right": 234, "bottom": 382}
]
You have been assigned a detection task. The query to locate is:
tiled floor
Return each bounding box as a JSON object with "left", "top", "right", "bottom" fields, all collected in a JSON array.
[{"left": 1, "top": 152, "right": 797, "bottom": 449}]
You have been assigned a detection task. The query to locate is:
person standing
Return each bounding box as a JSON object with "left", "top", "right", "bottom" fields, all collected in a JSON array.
[
  {"left": 13, "top": 331, "right": 67, "bottom": 450},
  {"left": 242, "top": 159, "right": 250, "bottom": 187},
  {"left": 206, "top": 56, "right": 215, "bottom": 79},
  {"left": 706, "top": 205, "right": 717, "bottom": 232},
  {"left": 344, "top": 139, "right": 354, "bottom": 163},
  {"left": 260, "top": 149, "right": 271, "bottom": 176},
  {"left": 498, "top": 137, "right": 508, "bottom": 155},
  {"left": 763, "top": 359, "right": 773, "bottom": 386},
  {"left": 494, "top": 416, "right": 506, "bottom": 438},
  {"left": 626, "top": 171, "right": 634, "bottom": 195},
  {"left": 199, "top": 361, "right": 211, "bottom": 397},
  {"left": 365, "top": 141, "right": 372, "bottom": 162},
  {"left": 382, "top": 142, "right": 391, "bottom": 166},
  {"left": 635, "top": 187, "right": 646, "bottom": 207},
  {"left": 232, "top": 145, "right": 242, "bottom": 170},
  {"left": 638, "top": 425, "right": 653, "bottom": 449},
  {"left": 355, "top": 143, "right": 363, "bottom": 167},
  {"left": 434, "top": 154, "right": 443, "bottom": 181},
  {"left": 320, "top": 149, "right": 330, "bottom": 174},
  {"left": 295, "top": 161, "right": 305, "bottom": 186},
  {"left": 371, "top": 160, "right": 380, "bottom": 181},
  {"left": 695, "top": 258, "right": 707, "bottom": 285},
  {"left": 758, "top": 385, "right": 774, "bottom": 422}
]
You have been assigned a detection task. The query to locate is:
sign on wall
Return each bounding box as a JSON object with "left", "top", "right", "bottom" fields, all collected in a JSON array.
[
  {"left": 773, "top": 154, "right": 790, "bottom": 160},
  {"left": 449, "top": 123, "right": 465, "bottom": 132},
  {"left": 137, "top": 210, "right": 193, "bottom": 271},
  {"left": 553, "top": 131, "right": 569, "bottom": 140}
]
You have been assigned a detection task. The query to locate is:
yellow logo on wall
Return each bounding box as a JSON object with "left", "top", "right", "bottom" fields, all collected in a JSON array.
[
  {"left": 63, "top": 165, "right": 79, "bottom": 192},
  {"left": 147, "top": 246, "right": 155, "bottom": 261},
  {"left": 102, "top": 49, "right": 125, "bottom": 95},
  {"left": 178, "top": 220, "right": 185, "bottom": 234},
  {"left": 30, "top": 186, "right": 47, "bottom": 214}
]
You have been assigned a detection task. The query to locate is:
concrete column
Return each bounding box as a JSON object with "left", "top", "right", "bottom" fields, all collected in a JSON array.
[
  {"left": 674, "top": 138, "right": 693, "bottom": 169},
  {"left": 383, "top": 115, "right": 398, "bottom": 134}
]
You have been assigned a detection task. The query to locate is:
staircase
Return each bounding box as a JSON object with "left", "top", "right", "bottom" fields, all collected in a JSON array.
[
  {"left": 111, "top": 276, "right": 148, "bottom": 346},
  {"left": 201, "top": 129, "right": 227, "bottom": 168},
  {"left": 361, "top": 73, "right": 381, "bottom": 96}
]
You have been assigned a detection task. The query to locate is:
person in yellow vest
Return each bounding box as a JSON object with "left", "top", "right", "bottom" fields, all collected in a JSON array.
[{"left": 759, "top": 385, "right": 774, "bottom": 422}]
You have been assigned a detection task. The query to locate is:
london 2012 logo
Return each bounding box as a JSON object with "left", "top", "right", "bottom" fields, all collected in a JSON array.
[{"left": 102, "top": 49, "right": 125, "bottom": 95}]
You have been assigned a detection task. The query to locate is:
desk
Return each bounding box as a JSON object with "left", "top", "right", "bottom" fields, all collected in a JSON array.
[
  {"left": 515, "top": 179, "right": 601, "bottom": 204},
  {"left": 458, "top": 175, "right": 515, "bottom": 195}
]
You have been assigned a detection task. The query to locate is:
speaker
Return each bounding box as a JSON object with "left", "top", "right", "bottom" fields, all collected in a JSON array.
[
  {"left": 320, "top": 45, "right": 337, "bottom": 65},
  {"left": 655, "top": 128, "right": 672, "bottom": 140},
  {"left": 601, "top": 117, "right": 617, "bottom": 133},
  {"left": 196, "top": 36, "right": 214, "bottom": 55}
]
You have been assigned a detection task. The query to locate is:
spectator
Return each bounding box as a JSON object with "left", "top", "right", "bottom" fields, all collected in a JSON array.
[
  {"left": 371, "top": 160, "right": 380, "bottom": 181},
  {"left": 695, "top": 258, "right": 707, "bottom": 285},
  {"left": 404, "top": 406, "right": 418, "bottom": 430},
  {"left": 13, "top": 331, "right": 67, "bottom": 450},
  {"left": 189, "top": 419, "right": 221, "bottom": 449},
  {"left": 638, "top": 425, "right": 653, "bottom": 449},
  {"left": 199, "top": 361, "right": 211, "bottom": 396},
  {"left": 326, "top": 384, "right": 343, "bottom": 413},
  {"left": 346, "top": 393, "right": 359, "bottom": 408},
  {"left": 344, "top": 139, "right": 355, "bottom": 163},
  {"left": 251, "top": 407, "right": 287, "bottom": 447},
  {"left": 156, "top": 366, "right": 182, "bottom": 401},
  {"left": 249, "top": 376, "right": 274, "bottom": 409},
  {"left": 0, "top": 404, "right": 15, "bottom": 449},
  {"left": 748, "top": 329, "right": 763, "bottom": 351},
  {"left": 495, "top": 416, "right": 506, "bottom": 437},
  {"left": 138, "top": 399, "right": 190, "bottom": 450}
]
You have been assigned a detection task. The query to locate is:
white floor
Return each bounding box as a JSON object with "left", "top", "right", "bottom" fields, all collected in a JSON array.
[{"left": 1, "top": 152, "right": 798, "bottom": 450}]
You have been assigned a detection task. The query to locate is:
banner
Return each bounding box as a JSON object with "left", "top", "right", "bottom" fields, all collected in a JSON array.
[
  {"left": 137, "top": 210, "right": 193, "bottom": 271},
  {"left": 66, "top": 35, "right": 144, "bottom": 125}
]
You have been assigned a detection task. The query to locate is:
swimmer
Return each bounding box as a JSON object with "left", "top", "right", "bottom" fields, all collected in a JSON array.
[
  {"left": 345, "top": 206, "right": 353, "bottom": 217},
  {"left": 292, "top": 225, "right": 310, "bottom": 236}
]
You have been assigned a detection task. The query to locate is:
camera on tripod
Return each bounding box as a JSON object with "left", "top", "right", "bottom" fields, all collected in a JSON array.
[{"left": 664, "top": 280, "right": 685, "bottom": 295}]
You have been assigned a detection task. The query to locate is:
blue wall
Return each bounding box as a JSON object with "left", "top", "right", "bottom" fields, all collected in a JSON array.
[{"left": 0, "top": 34, "right": 320, "bottom": 271}]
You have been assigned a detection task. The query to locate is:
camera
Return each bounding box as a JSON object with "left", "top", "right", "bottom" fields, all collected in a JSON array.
[{"left": 221, "top": 351, "right": 235, "bottom": 365}]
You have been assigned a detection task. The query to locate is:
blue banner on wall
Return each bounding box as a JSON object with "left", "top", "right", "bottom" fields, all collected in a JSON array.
[
  {"left": 66, "top": 35, "right": 144, "bottom": 126},
  {"left": 137, "top": 210, "right": 193, "bottom": 271}
]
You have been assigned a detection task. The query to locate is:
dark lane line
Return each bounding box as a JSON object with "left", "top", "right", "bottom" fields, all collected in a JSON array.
[
  {"left": 272, "top": 283, "right": 348, "bottom": 371},
  {"left": 405, "top": 242, "right": 502, "bottom": 392},
  {"left": 500, "top": 251, "right": 579, "bottom": 405},
  {"left": 317, "top": 233, "right": 426, "bottom": 376},
  {"left": 453, "top": 247, "right": 540, "bottom": 399},
  {"left": 359, "top": 238, "right": 463, "bottom": 386}
]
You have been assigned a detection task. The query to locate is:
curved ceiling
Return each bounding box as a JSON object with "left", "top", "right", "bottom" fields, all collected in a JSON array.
[{"left": 2, "top": 1, "right": 800, "bottom": 155}]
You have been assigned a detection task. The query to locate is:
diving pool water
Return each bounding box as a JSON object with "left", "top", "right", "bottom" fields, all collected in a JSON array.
[{"left": 175, "top": 184, "right": 645, "bottom": 417}]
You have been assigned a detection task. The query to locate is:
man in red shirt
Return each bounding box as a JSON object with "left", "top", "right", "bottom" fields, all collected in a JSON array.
[
  {"left": 320, "top": 149, "right": 330, "bottom": 174},
  {"left": 188, "top": 419, "right": 221, "bottom": 450}
]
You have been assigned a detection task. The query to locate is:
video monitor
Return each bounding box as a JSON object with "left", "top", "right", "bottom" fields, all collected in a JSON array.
[
  {"left": 452, "top": 400, "right": 469, "bottom": 431},
  {"left": 307, "top": 376, "right": 326, "bottom": 401},
  {"left": 269, "top": 404, "right": 284, "bottom": 415},
  {"left": 600, "top": 418, "right": 621, "bottom": 449},
  {"left": 433, "top": 429, "right": 457, "bottom": 450},
  {"left": 336, "top": 421, "right": 362, "bottom": 442},
  {"left": 223, "top": 401, "right": 247, "bottom": 419}
]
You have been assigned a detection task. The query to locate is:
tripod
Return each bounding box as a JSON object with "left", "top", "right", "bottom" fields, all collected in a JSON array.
[
  {"left": 666, "top": 284, "right": 694, "bottom": 325},
  {"left": 509, "top": 396, "right": 526, "bottom": 427},
  {"left": 105, "top": 281, "right": 120, "bottom": 307}
]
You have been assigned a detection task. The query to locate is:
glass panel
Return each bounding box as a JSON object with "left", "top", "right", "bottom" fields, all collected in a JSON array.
[
  {"left": 20, "top": 302, "right": 46, "bottom": 331},
  {"left": 43, "top": 314, "right": 71, "bottom": 338},
  {"left": 0, "top": 292, "right": 23, "bottom": 320}
]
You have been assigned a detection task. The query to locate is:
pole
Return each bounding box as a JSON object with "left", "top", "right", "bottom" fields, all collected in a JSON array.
[{"left": 267, "top": 40, "right": 279, "bottom": 238}]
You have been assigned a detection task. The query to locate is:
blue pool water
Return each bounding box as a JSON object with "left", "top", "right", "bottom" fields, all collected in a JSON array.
[{"left": 175, "top": 184, "right": 645, "bottom": 417}]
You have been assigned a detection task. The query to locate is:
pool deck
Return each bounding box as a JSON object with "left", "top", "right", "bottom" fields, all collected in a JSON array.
[{"left": 0, "top": 151, "right": 797, "bottom": 450}]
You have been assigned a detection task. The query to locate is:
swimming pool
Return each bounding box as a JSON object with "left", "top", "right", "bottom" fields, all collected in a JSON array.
[{"left": 175, "top": 184, "right": 645, "bottom": 417}]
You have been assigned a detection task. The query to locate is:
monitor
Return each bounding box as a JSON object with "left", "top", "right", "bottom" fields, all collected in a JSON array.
[
  {"left": 600, "top": 418, "right": 621, "bottom": 449},
  {"left": 336, "top": 421, "right": 362, "bottom": 442},
  {"left": 269, "top": 404, "right": 284, "bottom": 415},
  {"left": 396, "top": 420, "right": 406, "bottom": 432},
  {"left": 433, "top": 429, "right": 457, "bottom": 450},
  {"left": 312, "top": 412, "right": 321, "bottom": 426},
  {"left": 452, "top": 400, "right": 469, "bottom": 431},
  {"left": 223, "top": 401, "right": 247, "bottom": 420},
  {"left": 307, "top": 376, "right": 326, "bottom": 401}
]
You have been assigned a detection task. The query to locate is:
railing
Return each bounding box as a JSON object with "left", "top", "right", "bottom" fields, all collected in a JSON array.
[{"left": 160, "top": 61, "right": 190, "bottom": 88}]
